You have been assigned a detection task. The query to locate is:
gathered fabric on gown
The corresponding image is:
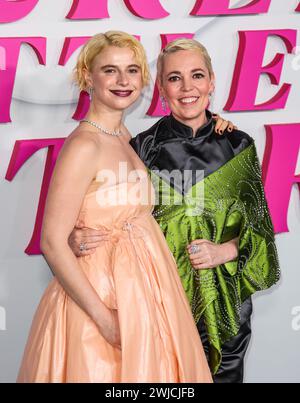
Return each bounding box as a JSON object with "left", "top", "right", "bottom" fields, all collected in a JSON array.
[{"left": 17, "top": 169, "right": 212, "bottom": 383}]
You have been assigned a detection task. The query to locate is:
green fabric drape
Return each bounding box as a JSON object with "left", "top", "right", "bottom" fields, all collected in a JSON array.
[{"left": 150, "top": 143, "right": 280, "bottom": 374}]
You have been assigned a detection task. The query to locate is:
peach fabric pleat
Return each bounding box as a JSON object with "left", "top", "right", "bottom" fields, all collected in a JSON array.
[{"left": 17, "top": 176, "right": 212, "bottom": 383}]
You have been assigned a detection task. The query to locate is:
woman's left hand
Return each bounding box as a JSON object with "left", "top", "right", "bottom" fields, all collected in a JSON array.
[
  {"left": 212, "top": 113, "right": 237, "bottom": 135},
  {"left": 187, "top": 239, "right": 238, "bottom": 270}
]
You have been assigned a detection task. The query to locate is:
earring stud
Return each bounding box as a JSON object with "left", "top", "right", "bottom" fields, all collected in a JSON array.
[
  {"left": 161, "top": 96, "right": 167, "bottom": 113},
  {"left": 88, "top": 87, "right": 94, "bottom": 101}
]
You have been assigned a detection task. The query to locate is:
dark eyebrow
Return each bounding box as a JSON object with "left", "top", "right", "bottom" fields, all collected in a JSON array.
[
  {"left": 167, "top": 68, "right": 206, "bottom": 77},
  {"left": 128, "top": 64, "right": 141, "bottom": 69},
  {"left": 191, "top": 68, "right": 206, "bottom": 73},
  {"left": 167, "top": 71, "right": 181, "bottom": 77}
]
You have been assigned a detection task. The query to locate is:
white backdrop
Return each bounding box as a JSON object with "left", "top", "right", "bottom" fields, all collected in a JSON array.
[{"left": 0, "top": 0, "right": 300, "bottom": 383}]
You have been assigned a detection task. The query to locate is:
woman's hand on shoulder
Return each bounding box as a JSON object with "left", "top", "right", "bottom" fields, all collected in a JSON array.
[{"left": 212, "top": 113, "right": 237, "bottom": 135}]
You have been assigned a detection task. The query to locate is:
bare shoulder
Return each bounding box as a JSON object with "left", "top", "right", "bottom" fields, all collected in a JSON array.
[{"left": 61, "top": 126, "right": 102, "bottom": 159}]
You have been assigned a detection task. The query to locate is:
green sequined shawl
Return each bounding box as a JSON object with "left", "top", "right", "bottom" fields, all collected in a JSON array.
[{"left": 150, "top": 143, "right": 280, "bottom": 374}]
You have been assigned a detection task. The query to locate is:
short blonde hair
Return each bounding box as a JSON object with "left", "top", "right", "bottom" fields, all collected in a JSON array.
[
  {"left": 157, "top": 38, "right": 214, "bottom": 82},
  {"left": 74, "top": 31, "right": 150, "bottom": 90}
]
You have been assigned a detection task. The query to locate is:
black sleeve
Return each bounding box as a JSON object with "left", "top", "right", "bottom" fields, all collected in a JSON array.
[{"left": 129, "top": 132, "right": 156, "bottom": 164}]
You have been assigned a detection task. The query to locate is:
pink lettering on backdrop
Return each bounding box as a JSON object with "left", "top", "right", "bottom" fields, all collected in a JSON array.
[
  {"left": 123, "top": 0, "right": 169, "bottom": 19},
  {"left": 296, "top": 3, "right": 300, "bottom": 12},
  {"left": 0, "top": 37, "right": 46, "bottom": 123},
  {"left": 147, "top": 33, "right": 195, "bottom": 117},
  {"left": 224, "top": 30, "right": 297, "bottom": 112},
  {"left": 59, "top": 37, "right": 92, "bottom": 121},
  {"left": 262, "top": 124, "right": 300, "bottom": 234},
  {"left": 0, "top": 45, "right": 5, "bottom": 69},
  {"left": 58, "top": 37, "right": 91, "bottom": 66},
  {"left": 66, "top": 0, "right": 109, "bottom": 19},
  {"left": 5, "top": 138, "right": 66, "bottom": 255},
  {"left": 67, "top": 0, "right": 169, "bottom": 20},
  {"left": 191, "top": 0, "right": 271, "bottom": 15},
  {"left": 73, "top": 91, "right": 90, "bottom": 121},
  {"left": 0, "top": 0, "right": 39, "bottom": 23}
]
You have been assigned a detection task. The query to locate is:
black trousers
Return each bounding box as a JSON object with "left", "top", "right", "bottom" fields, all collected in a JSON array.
[{"left": 197, "top": 297, "right": 253, "bottom": 383}]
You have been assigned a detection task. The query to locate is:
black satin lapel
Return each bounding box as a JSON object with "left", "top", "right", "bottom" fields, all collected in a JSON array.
[
  {"left": 131, "top": 110, "right": 253, "bottom": 193},
  {"left": 150, "top": 133, "right": 253, "bottom": 193}
]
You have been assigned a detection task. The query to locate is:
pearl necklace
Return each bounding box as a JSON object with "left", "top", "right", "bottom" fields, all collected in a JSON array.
[{"left": 81, "top": 119, "right": 123, "bottom": 136}]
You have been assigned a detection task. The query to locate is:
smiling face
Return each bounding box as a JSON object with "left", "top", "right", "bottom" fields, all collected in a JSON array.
[
  {"left": 159, "top": 49, "right": 215, "bottom": 129},
  {"left": 84, "top": 46, "right": 143, "bottom": 112}
]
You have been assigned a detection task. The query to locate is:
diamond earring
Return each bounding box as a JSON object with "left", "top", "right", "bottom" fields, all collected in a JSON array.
[
  {"left": 161, "top": 96, "right": 167, "bottom": 112},
  {"left": 88, "top": 87, "right": 94, "bottom": 101}
]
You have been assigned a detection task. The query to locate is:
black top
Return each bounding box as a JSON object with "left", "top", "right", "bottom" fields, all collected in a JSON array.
[
  {"left": 130, "top": 111, "right": 253, "bottom": 191},
  {"left": 130, "top": 110, "right": 253, "bottom": 190}
]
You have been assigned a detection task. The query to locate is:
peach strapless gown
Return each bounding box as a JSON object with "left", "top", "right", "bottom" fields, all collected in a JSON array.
[{"left": 17, "top": 172, "right": 212, "bottom": 383}]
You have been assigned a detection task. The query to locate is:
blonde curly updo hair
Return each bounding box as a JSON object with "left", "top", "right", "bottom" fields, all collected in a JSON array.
[{"left": 74, "top": 31, "right": 150, "bottom": 91}]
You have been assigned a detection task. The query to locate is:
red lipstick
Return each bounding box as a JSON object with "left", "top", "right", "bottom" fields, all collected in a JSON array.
[{"left": 110, "top": 90, "right": 133, "bottom": 97}]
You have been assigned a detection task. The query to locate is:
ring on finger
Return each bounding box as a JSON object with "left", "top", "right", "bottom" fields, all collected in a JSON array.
[
  {"left": 79, "top": 242, "right": 87, "bottom": 252},
  {"left": 190, "top": 245, "right": 200, "bottom": 254}
]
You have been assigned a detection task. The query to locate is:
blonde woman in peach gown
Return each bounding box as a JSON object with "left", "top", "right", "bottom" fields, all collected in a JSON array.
[{"left": 17, "top": 32, "right": 212, "bottom": 383}]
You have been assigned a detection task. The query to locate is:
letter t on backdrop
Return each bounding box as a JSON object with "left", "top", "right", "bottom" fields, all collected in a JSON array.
[
  {"left": 0, "top": 37, "right": 46, "bottom": 123},
  {"left": 5, "top": 139, "right": 65, "bottom": 255}
]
